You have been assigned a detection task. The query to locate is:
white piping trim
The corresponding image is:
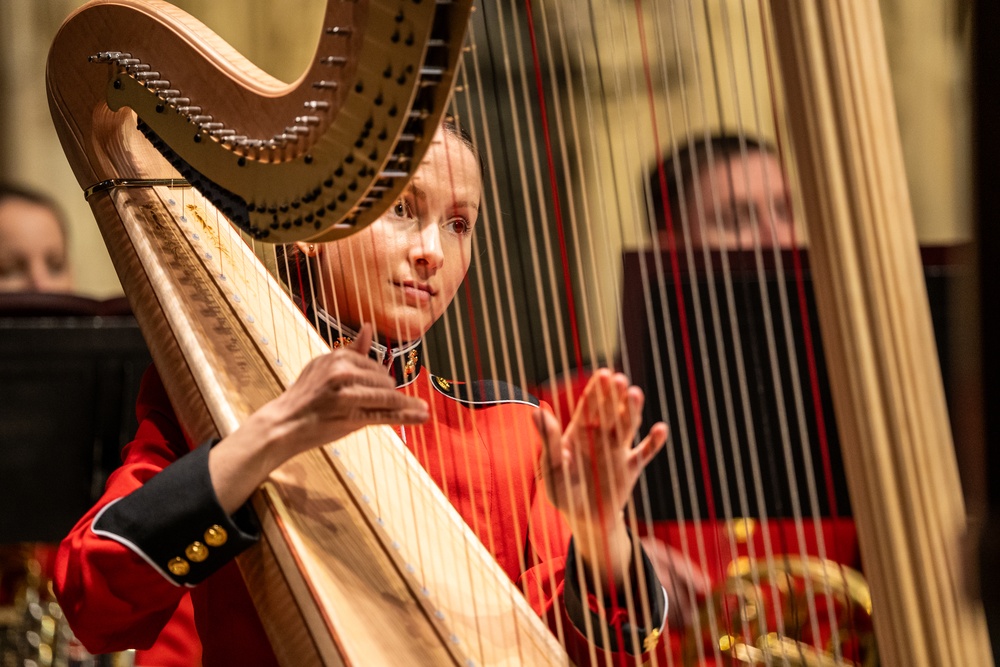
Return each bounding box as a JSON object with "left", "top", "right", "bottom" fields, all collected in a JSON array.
[
  {"left": 659, "top": 584, "right": 669, "bottom": 633},
  {"left": 90, "top": 498, "right": 194, "bottom": 589},
  {"left": 430, "top": 376, "right": 540, "bottom": 408}
]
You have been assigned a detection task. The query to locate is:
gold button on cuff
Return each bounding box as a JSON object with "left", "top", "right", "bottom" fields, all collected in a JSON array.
[
  {"left": 185, "top": 541, "right": 209, "bottom": 563},
  {"left": 204, "top": 525, "right": 228, "bottom": 547},
  {"left": 167, "top": 557, "right": 190, "bottom": 576},
  {"left": 643, "top": 627, "right": 661, "bottom": 653}
]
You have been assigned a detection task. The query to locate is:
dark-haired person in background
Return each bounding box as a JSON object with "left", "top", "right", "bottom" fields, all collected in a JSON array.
[
  {"left": 646, "top": 134, "right": 795, "bottom": 251},
  {"left": 635, "top": 136, "right": 868, "bottom": 659}
]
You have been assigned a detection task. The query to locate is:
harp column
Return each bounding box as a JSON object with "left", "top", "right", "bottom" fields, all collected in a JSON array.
[{"left": 768, "top": 2, "right": 993, "bottom": 665}]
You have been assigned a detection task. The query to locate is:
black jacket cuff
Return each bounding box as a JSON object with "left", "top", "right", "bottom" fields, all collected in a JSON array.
[
  {"left": 562, "top": 536, "right": 667, "bottom": 654},
  {"left": 92, "top": 440, "right": 259, "bottom": 586}
]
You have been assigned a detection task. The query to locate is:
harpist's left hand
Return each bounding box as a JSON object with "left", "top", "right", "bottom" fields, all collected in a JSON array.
[{"left": 533, "top": 369, "right": 668, "bottom": 588}]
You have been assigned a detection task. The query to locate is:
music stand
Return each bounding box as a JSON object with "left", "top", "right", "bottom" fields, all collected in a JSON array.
[
  {"left": 0, "top": 293, "right": 151, "bottom": 543},
  {"left": 619, "top": 247, "right": 959, "bottom": 521}
]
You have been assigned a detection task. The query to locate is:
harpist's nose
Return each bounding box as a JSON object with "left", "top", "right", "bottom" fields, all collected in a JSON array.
[{"left": 411, "top": 223, "right": 444, "bottom": 273}]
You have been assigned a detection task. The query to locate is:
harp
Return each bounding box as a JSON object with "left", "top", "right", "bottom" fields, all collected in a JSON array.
[{"left": 45, "top": 1, "right": 991, "bottom": 666}]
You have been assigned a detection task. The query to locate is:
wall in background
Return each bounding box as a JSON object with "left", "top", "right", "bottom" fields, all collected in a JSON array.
[{"left": 0, "top": 1, "right": 973, "bottom": 371}]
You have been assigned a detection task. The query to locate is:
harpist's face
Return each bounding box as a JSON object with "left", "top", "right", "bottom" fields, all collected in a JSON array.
[{"left": 317, "top": 127, "right": 481, "bottom": 342}]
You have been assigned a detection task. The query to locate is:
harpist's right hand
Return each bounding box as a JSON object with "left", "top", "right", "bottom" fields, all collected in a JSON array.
[{"left": 208, "top": 323, "right": 429, "bottom": 514}]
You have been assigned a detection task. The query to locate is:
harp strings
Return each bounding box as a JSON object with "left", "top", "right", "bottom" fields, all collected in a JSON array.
[
  {"left": 504, "top": 0, "right": 668, "bottom": 652},
  {"left": 475, "top": 0, "right": 605, "bottom": 651},
  {"left": 710, "top": 0, "right": 851, "bottom": 655},
  {"left": 453, "top": 29, "right": 600, "bottom": 658},
  {"left": 624, "top": 1, "right": 727, "bottom": 659},
  {"left": 730, "top": 1, "right": 841, "bottom": 651},
  {"left": 232, "top": 0, "right": 856, "bottom": 660},
  {"left": 691, "top": 0, "right": 793, "bottom": 646},
  {"left": 756, "top": 0, "right": 847, "bottom": 569},
  {"left": 537, "top": 0, "right": 849, "bottom": 659}
]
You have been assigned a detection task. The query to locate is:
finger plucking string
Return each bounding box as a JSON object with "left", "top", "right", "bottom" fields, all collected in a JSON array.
[
  {"left": 582, "top": 370, "right": 616, "bottom": 433},
  {"left": 355, "top": 406, "right": 430, "bottom": 424},
  {"left": 345, "top": 384, "right": 428, "bottom": 412}
]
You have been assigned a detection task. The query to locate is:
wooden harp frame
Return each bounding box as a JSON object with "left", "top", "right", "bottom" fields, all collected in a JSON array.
[{"left": 48, "top": 2, "right": 567, "bottom": 665}]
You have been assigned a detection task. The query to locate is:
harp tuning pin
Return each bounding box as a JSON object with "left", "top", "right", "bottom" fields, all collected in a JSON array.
[
  {"left": 126, "top": 63, "right": 150, "bottom": 72},
  {"left": 169, "top": 98, "right": 192, "bottom": 106},
  {"left": 158, "top": 89, "right": 180, "bottom": 98},
  {"left": 190, "top": 115, "right": 213, "bottom": 123},
  {"left": 210, "top": 128, "right": 236, "bottom": 137},
  {"left": 201, "top": 122, "right": 224, "bottom": 131},
  {"left": 177, "top": 106, "right": 202, "bottom": 114},
  {"left": 90, "top": 51, "right": 129, "bottom": 63},
  {"left": 320, "top": 56, "right": 348, "bottom": 66},
  {"left": 312, "top": 80, "right": 339, "bottom": 90},
  {"left": 304, "top": 101, "right": 331, "bottom": 111},
  {"left": 419, "top": 66, "right": 445, "bottom": 78},
  {"left": 295, "top": 115, "right": 321, "bottom": 125},
  {"left": 146, "top": 80, "right": 171, "bottom": 90},
  {"left": 134, "top": 71, "right": 162, "bottom": 80},
  {"left": 286, "top": 126, "right": 310, "bottom": 135},
  {"left": 325, "top": 26, "right": 353, "bottom": 36}
]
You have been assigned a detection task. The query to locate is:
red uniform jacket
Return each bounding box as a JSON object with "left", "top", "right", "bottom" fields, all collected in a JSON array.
[{"left": 56, "top": 337, "right": 666, "bottom": 667}]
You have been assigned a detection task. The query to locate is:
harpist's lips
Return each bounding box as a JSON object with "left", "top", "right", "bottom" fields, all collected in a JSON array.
[{"left": 394, "top": 280, "right": 437, "bottom": 304}]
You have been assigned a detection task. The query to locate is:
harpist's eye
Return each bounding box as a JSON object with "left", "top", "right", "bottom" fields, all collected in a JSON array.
[
  {"left": 392, "top": 198, "right": 413, "bottom": 219},
  {"left": 446, "top": 217, "right": 473, "bottom": 236}
]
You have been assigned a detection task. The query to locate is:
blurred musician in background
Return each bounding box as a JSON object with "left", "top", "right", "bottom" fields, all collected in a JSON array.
[
  {"left": 0, "top": 183, "right": 74, "bottom": 293},
  {"left": 631, "top": 135, "right": 870, "bottom": 660},
  {"left": 0, "top": 183, "right": 200, "bottom": 665},
  {"left": 0, "top": 183, "right": 73, "bottom": 665},
  {"left": 645, "top": 134, "right": 795, "bottom": 252}
]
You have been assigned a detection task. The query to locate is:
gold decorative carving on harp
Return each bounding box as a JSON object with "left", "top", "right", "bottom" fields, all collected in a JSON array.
[{"left": 45, "top": 1, "right": 992, "bottom": 666}]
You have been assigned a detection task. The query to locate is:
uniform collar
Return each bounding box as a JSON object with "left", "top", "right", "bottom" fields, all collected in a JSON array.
[{"left": 313, "top": 308, "right": 422, "bottom": 387}]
